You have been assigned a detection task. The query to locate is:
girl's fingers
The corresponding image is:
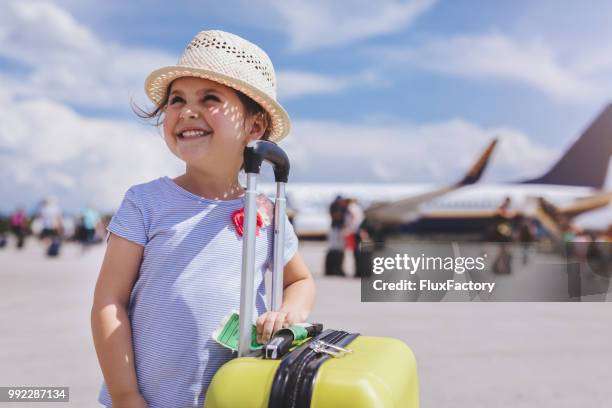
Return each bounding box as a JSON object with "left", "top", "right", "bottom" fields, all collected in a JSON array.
[
  {"left": 255, "top": 313, "right": 267, "bottom": 339},
  {"left": 256, "top": 311, "right": 300, "bottom": 343},
  {"left": 256, "top": 313, "right": 272, "bottom": 342},
  {"left": 257, "top": 313, "right": 275, "bottom": 343},
  {"left": 272, "top": 314, "right": 286, "bottom": 336},
  {"left": 261, "top": 314, "right": 278, "bottom": 343},
  {"left": 258, "top": 312, "right": 290, "bottom": 343}
]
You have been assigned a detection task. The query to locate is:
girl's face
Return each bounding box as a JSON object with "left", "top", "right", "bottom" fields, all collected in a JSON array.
[{"left": 162, "top": 76, "right": 262, "bottom": 171}]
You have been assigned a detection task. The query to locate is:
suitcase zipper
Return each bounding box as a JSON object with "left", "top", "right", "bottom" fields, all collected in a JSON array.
[
  {"left": 308, "top": 339, "right": 354, "bottom": 357},
  {"left": 268, "top": 329, "right": 359, "bottom": 408},
  {"left": 292, "top": 330, "right": 354, "bottom": 408}
]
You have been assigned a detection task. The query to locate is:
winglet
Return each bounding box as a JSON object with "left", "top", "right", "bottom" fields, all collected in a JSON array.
[{"left": 456, "top": 138, "right": 498, "bottom": 187}]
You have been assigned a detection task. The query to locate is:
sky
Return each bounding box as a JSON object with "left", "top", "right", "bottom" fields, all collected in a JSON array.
[{"left": 2, "top": 0, "right": 612, "bottom": 214}]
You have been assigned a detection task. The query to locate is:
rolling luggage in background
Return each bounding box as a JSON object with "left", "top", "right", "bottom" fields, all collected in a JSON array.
[
  {"left": 324, "top": 249, "right": 345, "bottom": 276},
  {"left": 324, "top": 227, "right": 345, "bottom": 276},
  {"left": 205, "top": 141, "right": 419, "bottom": 408},
  {"left": 47, "top": 237, "right": 62, "bottom": 257}
]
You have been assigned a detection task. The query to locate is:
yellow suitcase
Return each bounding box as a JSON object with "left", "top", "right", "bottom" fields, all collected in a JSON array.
[
  {"left": 206, "top": 330, "right": 418, "bottom": 407},
  {"left": 205, "top": 141, "right": 419, "bottom": 407}
]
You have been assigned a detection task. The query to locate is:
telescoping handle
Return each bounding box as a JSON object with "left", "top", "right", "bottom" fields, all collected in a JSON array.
[{"left": 238, "top": 140, "right": 290, "bottom": 358}]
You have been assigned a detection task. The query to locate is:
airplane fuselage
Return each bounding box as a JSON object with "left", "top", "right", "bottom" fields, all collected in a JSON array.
[{"left": 260, "top": 182, "right": 603, "bottom": 237}]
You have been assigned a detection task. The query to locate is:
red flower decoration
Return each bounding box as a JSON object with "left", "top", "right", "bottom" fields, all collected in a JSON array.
[{"left": 232, "top": 207, "right": 263, "bottom": 237}]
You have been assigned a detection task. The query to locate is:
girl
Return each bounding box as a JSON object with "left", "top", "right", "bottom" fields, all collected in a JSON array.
[{"left": 91, "top": 30, "right": 315, "bottom": 408}]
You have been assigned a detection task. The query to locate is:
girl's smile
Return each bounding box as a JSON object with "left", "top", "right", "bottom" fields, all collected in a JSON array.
[{"left": 176, "top": 128, "right": 212, "bottom": 139}]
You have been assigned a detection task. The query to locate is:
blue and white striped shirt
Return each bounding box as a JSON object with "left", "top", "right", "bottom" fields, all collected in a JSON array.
[{"left": 98, "top": 176, "right": 298, "bottom": 407}]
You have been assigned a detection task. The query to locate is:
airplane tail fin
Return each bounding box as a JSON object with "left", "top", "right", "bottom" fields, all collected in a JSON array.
[
  {"left": 521, "top": 104, "right": 612, "bottom": 189},
  {"left": 456, "top": 139, "right": 498, "bottom": 186},
  {"left": 365, "top": 139, "right": 498, "bottom": 225}
]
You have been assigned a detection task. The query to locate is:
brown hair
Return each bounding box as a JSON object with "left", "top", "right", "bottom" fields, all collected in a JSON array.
[{"left": 132, "top": 80, "right": 272, "bottom": 140}]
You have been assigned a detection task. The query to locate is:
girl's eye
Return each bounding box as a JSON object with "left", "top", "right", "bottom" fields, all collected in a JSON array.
[
  {"left": 203, "top": 94, "right": 221, "bottom": 102},
  {"left": 169, "top": 95, "right": 184, "bottom": 104}
]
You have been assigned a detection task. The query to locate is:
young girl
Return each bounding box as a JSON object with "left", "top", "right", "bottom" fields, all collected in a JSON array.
[{"left": 91, "top": 30, "right": 315, "bottom": 408}]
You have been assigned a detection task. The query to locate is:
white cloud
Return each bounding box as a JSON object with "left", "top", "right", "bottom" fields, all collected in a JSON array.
[
  {"left": 380, "top": 33, "right": 596, "bottom": 101},
  {"left": 268, "top": 0, "right": 437, "bottom": 52},
  {"left": 0, "top": 96, "right": 183, "bottom": 213},
  {"left": 277, "top": 71, "right": 351, "bottom": 100},
  {"left": 276, "top": 70, "right": 381, "bottom": 100},
  {"left": 0, "top": 1, "right": 175, "bottom": 109},
  {"left": 282, "top": 118, "right": 557, "bottom": 184},
  {"left": 0, "top": 1, "right": 98, "bottom": 64}
]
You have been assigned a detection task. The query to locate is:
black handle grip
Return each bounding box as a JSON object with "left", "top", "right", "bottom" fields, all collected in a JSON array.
[{"left": 243, "top": 140, "right": 290, "bottom": 183}]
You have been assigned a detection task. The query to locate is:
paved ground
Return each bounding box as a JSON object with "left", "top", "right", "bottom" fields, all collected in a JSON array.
[{"left": 0, "top": 239, "right": 611, "bottom": 407}]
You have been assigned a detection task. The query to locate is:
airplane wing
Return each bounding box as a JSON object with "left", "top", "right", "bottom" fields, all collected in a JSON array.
[
  {"left": 407, "top": 193, "right": 611, "bottom": 241},
  {"left": 558, "top": 192, "right": 612, "bottom": 218},
  {"left": 365, "top": 139, "right": 498, "bottom": 225}
]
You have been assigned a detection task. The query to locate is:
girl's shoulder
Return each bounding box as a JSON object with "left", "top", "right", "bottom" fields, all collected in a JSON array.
[
  {"left": 121, "top": 177, "right": 172, "bottom": 209},
  {"left": 125, "top": 177, "right": 167, "bottom": 197}
]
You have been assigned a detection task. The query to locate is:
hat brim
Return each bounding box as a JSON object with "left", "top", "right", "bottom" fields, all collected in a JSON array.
[{"left": 144, "top": 66, "right": 290, "bottom": 142}]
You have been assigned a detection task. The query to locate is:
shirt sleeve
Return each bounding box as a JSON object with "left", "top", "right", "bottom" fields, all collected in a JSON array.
[{"left": 107, "top": 187, "right": 148, "bottom": 247}]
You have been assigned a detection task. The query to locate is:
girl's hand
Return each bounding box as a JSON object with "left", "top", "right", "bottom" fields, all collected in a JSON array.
[{"left": 255, "top": 310, "right": 302, "bottom": 344}]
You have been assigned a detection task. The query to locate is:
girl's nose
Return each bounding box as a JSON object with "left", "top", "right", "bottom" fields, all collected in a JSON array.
[{"left": 180, "top": 107, "right": 200, "bottom": 120}]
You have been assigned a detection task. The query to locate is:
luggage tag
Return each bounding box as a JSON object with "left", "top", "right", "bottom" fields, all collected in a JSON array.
[
  {"left": 212, "top": 311, "right": 263, "bottom": 352},
  {"left": 213, "top": 312, "right": 324, "bottom": 356}
]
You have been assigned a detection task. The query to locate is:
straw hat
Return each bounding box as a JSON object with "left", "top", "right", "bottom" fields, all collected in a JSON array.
[{"left": 144, "top": 30, "right": 290, "bottom": 142}]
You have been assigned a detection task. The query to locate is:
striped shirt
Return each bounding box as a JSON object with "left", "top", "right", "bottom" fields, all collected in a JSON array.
[{"left": 98, "top": 176, "right": 298, "bottom": 407}]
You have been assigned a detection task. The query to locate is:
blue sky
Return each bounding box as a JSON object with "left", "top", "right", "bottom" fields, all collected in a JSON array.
[{"left": 2, "top": 0, "right": 612, "bottom": 213}]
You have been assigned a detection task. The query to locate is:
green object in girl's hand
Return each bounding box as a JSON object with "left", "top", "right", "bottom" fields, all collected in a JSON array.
[
  {"left": 212, "top": 312, "right": 320, "bottom": 352},
  {"left": 212, "top": 311, "right": 263, "bottom": 351},
  {"left": 274, "top": 324, "right": 309, "bottom": 342}
]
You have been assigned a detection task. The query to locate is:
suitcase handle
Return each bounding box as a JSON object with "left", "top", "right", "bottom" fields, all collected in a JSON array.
[
  {"left": 239, "top": 140, "right": 290, "bottom": 357},
  {"left": 243, "top": 140, "right": 290, "bottom": 183}
]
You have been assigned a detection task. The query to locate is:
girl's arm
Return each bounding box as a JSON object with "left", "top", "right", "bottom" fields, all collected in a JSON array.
[
  {"left": 91, "top": 234, "right": 148, "bottom": 408},
  {"left": 256, "top": 252, "right": 316, "bottom": 343}
]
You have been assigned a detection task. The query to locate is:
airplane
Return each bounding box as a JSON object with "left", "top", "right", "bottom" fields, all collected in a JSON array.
[
  {"left": 260, "top": 139, "right": 498, "bottom": 238},
  {"left": 263, "top": 104, "right": 612, "bottom": 239}
]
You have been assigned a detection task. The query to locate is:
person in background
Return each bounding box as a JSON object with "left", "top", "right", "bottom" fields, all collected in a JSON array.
[
  {"left": 325, "top": 195, "right": 347, "bottom": 276},
  {"left": 10, "top": 206, "right": 28, "bottom": 249},
  {"left": 517, "top": 215, "right": 536, "bottom": 265},
  {"left": 37, "top": 197, "right": 64, "bottom": 256},
  {"left": 81, "top": 203, "right": 102, "bottom": 249},
  {"left": 492, "top": 196, "right": 513, "bottom": 274},
  {"left": 345, "top": 198, "right": 368, "bottom": 277}
]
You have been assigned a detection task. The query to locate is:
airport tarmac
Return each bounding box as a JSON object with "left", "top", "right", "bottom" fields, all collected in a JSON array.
[{"left": 0, "top": 239, "right": 611, "bottom": 407}]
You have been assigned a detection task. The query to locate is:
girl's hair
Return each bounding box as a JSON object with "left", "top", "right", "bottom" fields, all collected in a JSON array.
[{"left": 132, "top": 80, "right": 272, "bottom": 140}]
